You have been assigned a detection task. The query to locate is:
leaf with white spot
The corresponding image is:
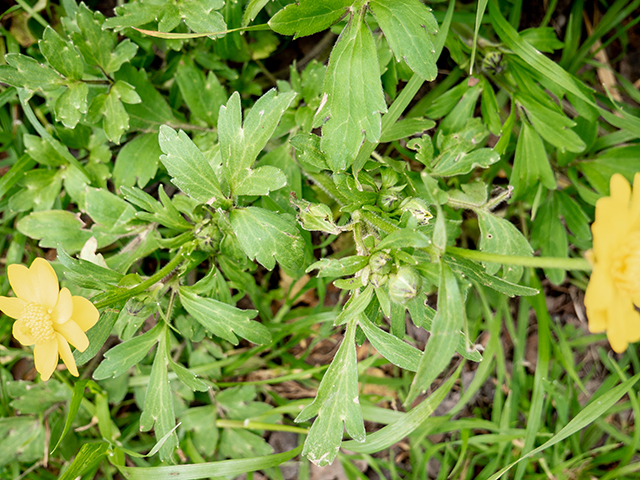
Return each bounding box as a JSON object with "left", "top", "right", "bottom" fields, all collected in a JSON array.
[
  {"left": 295, "top": 319, "right": 365, "bottom": 466},
  {"left": 218, "top": 89, "right": 296, "bottom": 196},
  {"left": 319, "top": 6, "right": 387, "bottom": 171}
]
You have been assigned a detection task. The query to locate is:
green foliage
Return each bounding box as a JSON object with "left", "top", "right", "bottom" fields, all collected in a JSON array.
[{"left": 1, "top": 0, "right": 639, "bottom": 478}]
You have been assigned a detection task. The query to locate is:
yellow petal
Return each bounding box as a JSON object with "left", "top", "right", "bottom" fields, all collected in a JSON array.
[
  {"left": 34, "top": 337, "right": 59, "bottom": 381},
  {"left": 12, "top": 317, "right": 36, "bottom": 346},
  {"left": 8, "top": 264, "right": 37, "bottom": 304},
  {"left": 56, "top": 333, "right": 78, "bottom": 376},
  {"left": 630, "top": 173, "right": 640, "bottom": 226},
  {"left": 591, "top": 174, "right": 632, "bottom": 265},
  {"left": 584, "top": 267, "right": 613, "bottom": 311},
  {"left": 587, "top": 308, "right": 608, "bottom": 333},
  {"left": 606, "top": 296, "right": 640, "bottom": 353},
  {"left": 0, "top": 296, "right": 26, "bottom": 319},
  {"left": 56, "top": 320, "right": 89, "bottom": 352},
  {"left": 29, "top": 258, "right": 59, "bottom": 310},
  {"left": 51, "top": 288, "right": 73, "bottom": 325},
  {"left": 70, "top": 296, "right": 99, "bottom": 332}
]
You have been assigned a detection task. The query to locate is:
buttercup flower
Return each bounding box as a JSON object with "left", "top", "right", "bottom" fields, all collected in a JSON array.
[
  {"left": 0, "top": 258, "right": 99, "bottom": 380},
  {"left": 585, "top": 173, "right": 640, "bottom": 353}
]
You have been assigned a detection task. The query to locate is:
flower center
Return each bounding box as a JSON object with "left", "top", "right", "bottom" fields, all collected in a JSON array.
[
  {"left": 20, "top": 303, "right": 55, "bottom": 344},
  {"left": 611, "top": 232, "right": 640, "bottom": 297}
]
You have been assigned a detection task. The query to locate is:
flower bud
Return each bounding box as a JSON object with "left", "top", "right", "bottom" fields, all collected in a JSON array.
[
  {"left": 400, "top": 197, "right": 433, "bottom": 225},
  {"left": 377, "top": 190, "right": 404, "bottom": 212},
  {"left": 369, "top": 251, "right": 392, "bottom": 275},
  {"left": 388, "top": 267, "right": 422, "bottom": 304},
  {"left": 195, "top": 223, "right": 222, "bottom": 253}
]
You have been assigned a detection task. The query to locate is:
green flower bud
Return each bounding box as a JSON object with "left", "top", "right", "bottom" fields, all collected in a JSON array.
[
  {"left": 400, "top": 197, "right": 433, "bottom": 225},
  {"left": 195, "top": 223, "right": 222, "bottom": 253},
  {"left": 388, "top": 267, "right": 422, "bottom": 304},
  {"left": 369, "top": 251, "right": 392, "bottom": 275},
  {"left": 377, "top": 189, "right": 404, "bottom": 212}
]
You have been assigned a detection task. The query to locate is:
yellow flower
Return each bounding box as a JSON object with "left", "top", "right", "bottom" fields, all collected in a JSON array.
[
  {"left": 0, "top": 258, "right": 99, "bottom": 380},
  {"left": 585, "top": 173, "right": 640, "bottom": 353}
]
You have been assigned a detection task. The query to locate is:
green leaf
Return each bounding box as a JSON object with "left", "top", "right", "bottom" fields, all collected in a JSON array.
[
  {"left": 158, "top": 125, "right": 226, "bottom": 206},
  {"left": 139, "top": 329, "right": 177, "bottom": 462},
  {"left": 235, "top": 165, "right": 288, "bottom": 197},
  {"left": 229, "top": 207, "right": 304, "bottom": 272},
  {"left": 319, "top": 7, "right": 387, "bottom": 171},
  {"left": 369, "top": 0, "right": 438, "bottom": 81},
  {"left": 342, "top": 368, "right": 458, "bottom": 453},
  {"left": 122, "top": 185, "right": 192, "bottom": 231},
  {"left": 179, "top": 288, "right": 271, "bottom": 345},
  {"left": 73, "top": 4, "right": 113, "bottom": 70},
  {"left": 269, "top": 0, "right": 351, "bottom": 38},
  {"left": 113, "top": 133, "right": 161, "bottom": 190},
  {"left": 168, "top": 357, "right": 210, "bottom": 392},
  {"left": 2, "top": 54, "right": 63, "bottom": 91},
  {"left": 476, "top": 210, "right": 533, "bottom": 283},
  {"left": 290, "top": 133, "right": 329, "bottom": 171},
  {"left": 359, "top": 313, "right": 421, "bottom": 371},
  {"left": 432, "top": 148, "right": 500, "bottom": 177},
  {"left": 8, "top": 169, "right": 62, "bottom": 213},
  {"left": 480, "top": 77, "right": 502, "bottom": 135},
  {"left": 39, "top": 26, "right": 83, "bottom": 80},
  {"left": 218, "top": 89, "right": 296, "bottom": 195},
  {"left": 335, "top": 284, "right": 375, "bottom": 326},
  {"left": 380, "top": 118, "right": 436, "bottom": 143},
  {"left": 55, "top": 81, "right": 89, "bottom": 128},
  {"left": 520, "top": 27, "right": 564, "bottom": 53},
  {"left": 58, "top": 442, "right": 110, "bottom": 480},
  {"left": 175, "top": 61, "right": 226, "bottom": 126},
  {"left": 58, "top": 249, "right": 124, "bottom": 290},
  {"left": 578, "top": 145, "right": 640, "bottom": 195},
  {"left": 531, "top": 194, "right": 567, "bottom": 285},
  {"left": 23, "top": 134, "right": 68, "bottom": 167},
  {"left": 516, "top": 94, "right": 585, "bottom": 153},
  {"left": 556, "top": 190, "right": 592, "bottom": 241},
  {"left": 104, "top": 2, "right": 158, "bottom": 29},
  {"left": 510, "top": 121, "right": 556, "bottom": 200},
  {"left": 296, "top": 319, "right": 365, "bottom": 466},
  {"left": 243, "top": 0, "right": 270, "bottom": 26},
  {"left": 85, "top": 188, "right": 136, "bottom": 231},
  {"left": 0, "top": 417, "right": 42, "bottom": 467},
  {"left": 93, "top": 323, "right": 162, "bottom": 380},
  {"left": 75, "top": 308, "right": 121, "bottom": 366},
  {"left": 50, "top": 379, "right": 90, "bottom": 454},
  {"left": 406, "top": 261, "right": 463, "bottom": 406},
  {"left": 444, "top": 254, "right": 538, "bottom": 297},
  {"left": 372, "top": 228, "right": 431, "bottom": 251},
  {"left": 307, "top": 255, "right": 369, "bottom": 277},
  {"left": 178, "top": 0, "right": 226, "bottom": 35},
  {"left": 17, "top": 210, "right": 92, "bottom": 253},
  {"left": 114, "top": 64, "right": 178, "bottom": 130}
]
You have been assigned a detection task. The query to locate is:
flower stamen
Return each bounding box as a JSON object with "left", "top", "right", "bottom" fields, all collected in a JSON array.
[{"left": 20, "top": 303, "right": 55, "bottom": 344}]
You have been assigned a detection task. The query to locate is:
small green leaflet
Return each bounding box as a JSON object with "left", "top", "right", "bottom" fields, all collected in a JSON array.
[
  {"left": 476, "top": 210, "right": 533, "bottom": 283},
  {"left": 318, "top": 6, "right": 387, "bottom": 171},
  {"left": 269, "top": 0, "right": 352, "bottom": 39},
  {"left": 229, "top": 207, "right": 304, "bottom": 272},
  {"left": 158, "top": 125, "right": 226, "bottom": 206},
  {"left": 55, "top": 82, "right": 89, "bottom": 128},
  {"left": 510, "top": 121, "right": 556, "bottom": 200},
  {"left": 93, "top": 323, "right": 162, "bottom": 380},
  {"left": 306, "top": 255, "right": 369, "bottom": 277},
  {"left": 358, "top": 313, "right": 421, "bottom": 371},
  {"left": 295, "top": 318, "right": 365, "bottom": 466},
  {"left": 139, "top": 328, "right": 177, "bottom": 462},
  {"left": 179, "top": 287, "right": 271, "bottom": 345},
  {"left": 17, "top": 210, "right": 92, "bottom": 253},
  {"left": 335, "top": 284, "right": 374, "bottom": 326},
  {"left": 39, "top": 26, "right": 83, "bottom": 80},
  {"left": 113, "top": 133, "right": 161, "bottom": 190},
  {"left": 406, "top": 261, "right": 463, "bottom": 406},
  {"left": 218, "top": 89, "right": 295, "bottom": 196},
  {"left": 369, "top": 0, "right": 439, "bottom": 81},
  {"left": 0, "top": 54, "right": 63, "bottom": 92}
]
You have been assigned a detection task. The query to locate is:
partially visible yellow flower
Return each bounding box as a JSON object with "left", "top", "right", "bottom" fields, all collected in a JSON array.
[
  {"left": 585, "top": 173, "right": 640, "bottom": 353},
  {"left": 0, "top": 258, "right": 99, "bottom": 380}
]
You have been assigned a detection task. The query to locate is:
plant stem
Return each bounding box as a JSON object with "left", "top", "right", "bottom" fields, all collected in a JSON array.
[
  {"left": 446, "top": 246, "right": 592, "bottom": 271},
  {"left": 94, "top": 250, "right": 186, "bottom": 309}
]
